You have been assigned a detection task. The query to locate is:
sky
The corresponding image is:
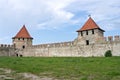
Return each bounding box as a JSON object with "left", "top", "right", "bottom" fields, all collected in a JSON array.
[{"left": 0, "top": 0, "right": 120, "bottom": 45}]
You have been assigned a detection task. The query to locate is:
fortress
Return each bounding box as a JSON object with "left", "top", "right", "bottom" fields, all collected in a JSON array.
[{"left": 0, "top": 16, "right": 120, "bottom": 57}]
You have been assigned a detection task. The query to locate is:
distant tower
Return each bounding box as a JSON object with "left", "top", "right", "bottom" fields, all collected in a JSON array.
[
  {"left": 76, "top": 16, "right": 105, "bottom": 45},
  {"left": 12, "top": 25, "right": 33, "bottom": 49}
]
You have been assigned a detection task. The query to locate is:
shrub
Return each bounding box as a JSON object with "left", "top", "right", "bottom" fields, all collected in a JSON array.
[{"left": 105, "top": 50, "right": 112, "bottom": 57}]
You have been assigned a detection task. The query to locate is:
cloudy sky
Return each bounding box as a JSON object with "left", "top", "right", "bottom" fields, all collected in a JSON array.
[{"left": 0, "top": 0, "right": 120, "bottom": 44}]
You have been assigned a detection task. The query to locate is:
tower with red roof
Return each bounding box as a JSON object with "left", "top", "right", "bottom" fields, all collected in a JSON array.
[
  {"left": 12, "top": 25, "right": 33, "bottom": 49},
  {"left": 76, "top": 16, "right": 105, "bottom": 45}
]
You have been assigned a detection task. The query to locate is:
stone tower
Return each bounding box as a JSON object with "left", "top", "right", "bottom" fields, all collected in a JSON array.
[
  {"left": 12, "top": 25, "right": 33, "bottom": 49},
  {"left": 76, "top": 16, "right": 105, "bottom": 45}
]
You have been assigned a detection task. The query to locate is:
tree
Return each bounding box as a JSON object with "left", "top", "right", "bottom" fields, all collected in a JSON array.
[{"left": 105, "top": 50, "right": 112, "bottom": 57}]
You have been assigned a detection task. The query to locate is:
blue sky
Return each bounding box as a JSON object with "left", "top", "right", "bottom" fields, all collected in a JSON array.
[{"left": 0, "top": 0, "right": 120, "bottom": 45}]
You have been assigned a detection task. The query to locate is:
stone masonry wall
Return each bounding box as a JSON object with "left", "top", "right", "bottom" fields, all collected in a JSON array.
[
  {"left": 0, "top": 35, "right": 120, "bottom": 57},
  {"left": 0, "top": 44, "right": 15, "bottom": 56},
  {"left": 22, "top": 35, "right": 120, "bottom": 57}
]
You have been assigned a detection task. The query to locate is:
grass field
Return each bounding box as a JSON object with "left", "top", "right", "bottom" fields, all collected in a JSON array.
[{"left": 0, "top": 57, "right": 120, "bottom": 80}]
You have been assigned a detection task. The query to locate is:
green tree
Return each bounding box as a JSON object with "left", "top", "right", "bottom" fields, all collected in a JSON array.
[{"left": 105, "top": 50, "right": 112, "bottom": 57}]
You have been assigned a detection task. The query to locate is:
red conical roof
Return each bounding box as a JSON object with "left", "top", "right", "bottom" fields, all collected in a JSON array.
[
  {"left": 77, "top": 17, "right": 104, "bottom": 32},
  {"left": 13, "top": 25, "right": 33, "bottom": 39}
]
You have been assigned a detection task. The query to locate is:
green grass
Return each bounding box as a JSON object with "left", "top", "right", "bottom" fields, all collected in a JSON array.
[{"left": 0, "top": 57, "right": 120, "bottom": 80}]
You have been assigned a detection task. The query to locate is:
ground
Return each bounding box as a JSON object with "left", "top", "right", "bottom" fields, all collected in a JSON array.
[{"left": 0, "top": 57, "right": 120, "bottom": 80}]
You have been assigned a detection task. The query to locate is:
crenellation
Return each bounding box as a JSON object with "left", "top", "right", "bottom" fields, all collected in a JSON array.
[
  {"left": 0, "top": 44, "right": 3, "bottom": 47},
  {"left": 8, "top": 45, "right": 11, "bottom": 47},
  {"left": 108, "top": 36, "right": 113, "bottom": 42},
  {"left": 114, "top": 35, "right": 120, "bottom": 41},
  {"left": 104, "top": 35, "right": 120, "bottom": 42},
  {"left": 0, "top": 44, "right": 13, "bottom": 48}
]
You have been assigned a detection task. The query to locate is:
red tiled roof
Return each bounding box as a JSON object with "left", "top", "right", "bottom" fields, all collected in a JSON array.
[
  {"left": 13, "top": 25, "right": 33, "bottom": 39},
  {"left": 77, "top": 17, "right": 104, "bottom": 32}
]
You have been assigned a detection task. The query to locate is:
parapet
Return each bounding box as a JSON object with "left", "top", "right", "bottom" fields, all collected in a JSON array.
[
  {"left": 32, "top": 41, "right": 74, "bottom": 48},
  {"left": 114, "top": 35, "right": 120, "bottom": 41},
  {"left": 87, "top": 35, "right": 120, "bottom": 44},
  {"left": 105, "top": 35, "right": 120, "bottom": 42},
  {"left": 0, "top": 44, "right": 13, "bottom": 48},
  {"left": 99, "top": 35, "right": 120, "bottom": 42}
]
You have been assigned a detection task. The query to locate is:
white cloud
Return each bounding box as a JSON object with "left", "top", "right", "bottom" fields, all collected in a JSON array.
[
  {"left": 0, "top": 0, "right": 119, "bottom": 30},
  {"left": 1, "top": 0, "right": 75, "bottom": 29},
  {"left": 0, "top": 0, "right": 120, "bottom": 44}
]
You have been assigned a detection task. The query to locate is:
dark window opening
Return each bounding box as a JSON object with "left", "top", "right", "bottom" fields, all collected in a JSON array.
[
  {"left": 22, "top": 45, "right": 25, "bottom": 49},
  {"left": 86, "top": 30, "right": 88, "bottom": 35},
  {"left": 23, "top": 38, "right": 24, "bottom": 40},
  {"left": 86, "top": 40, "right": 89, "bottom": 45},
  {"left": 92, "top": 29, "right": 94, "bottom": 34},
  {"left": 81, "top": 31, "right": 83, "bottom": 36},
  {"left": 16, "top": 54, "right": 18, "bottom": 57},
  {"left": 18, "top": 38, "right": 20, "bottom": 40}
]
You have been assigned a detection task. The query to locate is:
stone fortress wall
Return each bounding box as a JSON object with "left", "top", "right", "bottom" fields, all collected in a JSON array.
[
  {"left": 1, "top": 17, "right": 120, "bottom": 57},
  {"left": 22, "top": 35, "right": 120, "bottom": 57},
  {"left": 1, "top": 35, "right": 120, "bottom": 57},
  {"left": 0, "top": 44, "right": 15, "bottom": 56}
]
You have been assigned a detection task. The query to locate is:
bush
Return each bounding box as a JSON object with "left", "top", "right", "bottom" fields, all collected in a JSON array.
[{"left": 105, "top": 50, "right": 112, "bottom": 57}]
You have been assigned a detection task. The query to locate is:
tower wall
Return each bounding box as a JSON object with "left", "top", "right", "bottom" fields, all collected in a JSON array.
[
  {"left": 12, "top": 25, "right": 33, "bottom": 49},
  {"left": 77, "top": 29, "right": 104, "bottom": 45},
  {"left": 13, "top": 38, "right": 32, "bottom": 49}
]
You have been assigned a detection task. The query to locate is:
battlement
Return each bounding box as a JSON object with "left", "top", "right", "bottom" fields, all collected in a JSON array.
[
  {"left": 31, "top": 41, "right": 74, "bottom": 48},
  {"left": 0, "top": 44, "right": 14, "bottom": 48},
  {"left": 31, "top": 35, "right": 120, "bottom": 49},
  {"left": 96, "top": 35, "right": 120, "bottom": 43},
  {"left": 105, "top": 35, "right": 120, "bottom": 42}
]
